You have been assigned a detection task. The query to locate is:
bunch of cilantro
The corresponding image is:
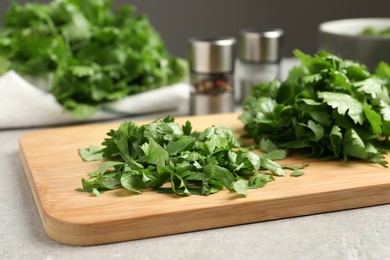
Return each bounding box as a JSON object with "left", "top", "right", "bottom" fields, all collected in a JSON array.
[
  {"left": 0, "top": 0, "right": 187, "bottom": 117},
  {"left": 240, "top": 50, "right": 390, "bottom": 167},
  {"left": 78, "top": 117, "right": 306, "bottom": 196}
]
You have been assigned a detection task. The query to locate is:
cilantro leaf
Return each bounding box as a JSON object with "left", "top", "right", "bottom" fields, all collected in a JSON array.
[
  {"left": 233, "top": 179, "right": 249, "bottom": 196},
  {"left": 121, "top": 172, "right": 143, "bottom": 194},
  {"left": 329, "top": 125, "right": 343, "bottom": 158},
  {"left": 248, "top": 173, "right": 274, "bottom": 189},
  {"left": 363, "top": 103, "right": 382, "bottom": 135},
  {"left": 141, "top": 138, "right": 169, "bottom": 167},
  {"left": 317, "top": 92, "right": 364, "bottom": 125},
  {"left": 290, "top": 170, "right": 304, "bottom": 177},
  {"left": 260, "top": 157, "right": 285, "bottom": 176},
  {"left": 87, "top": 161, "right": 124, "bottom": 177},
  {"left": 354, "top": 78, "right": 387, "bottom": 100},
  {"left": 259, "top": 138, "right": 279, "bottom": 153},
  {"left": 262, "top": 149, "right": 287, "bottom": 161},
  {"left": 300, "top": 120, "right": 324, "bottom": 142},
  {"left": 166, "top": 136, "right": 195, "bottom": 155},
  {"left": 79, "top": 145, "right": 104, "bottom": 161}
]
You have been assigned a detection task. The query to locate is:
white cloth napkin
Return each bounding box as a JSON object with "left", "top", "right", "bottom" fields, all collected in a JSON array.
[{"left": 0, "top": 71, "right": 191, "bottom": 129}]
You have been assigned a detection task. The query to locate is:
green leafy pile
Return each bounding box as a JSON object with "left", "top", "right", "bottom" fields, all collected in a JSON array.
[
  {"left": 78, "top": 117, "right": 306, "bottom": 196},
  {"left": 0, "top": 0, "right": 187, "bottom": 117},
  {"left": 240, "top": 50, "right": 390, "bottom": 167}
]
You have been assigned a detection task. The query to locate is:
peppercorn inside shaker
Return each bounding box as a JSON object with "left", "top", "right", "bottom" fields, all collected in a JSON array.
[
  {"left": 236, "top": 28, "right": 284, "bottom": 103},
  {"left": 188, "top": 37, "right": 236, "bottom": 115}
]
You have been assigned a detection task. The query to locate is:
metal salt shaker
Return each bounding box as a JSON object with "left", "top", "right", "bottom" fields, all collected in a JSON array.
[
  {"left": 236, "top": 28, "right": 284, "bottom": 102},
  {"left": 188, "top": 37, "right": 236, "bottom": 115}
]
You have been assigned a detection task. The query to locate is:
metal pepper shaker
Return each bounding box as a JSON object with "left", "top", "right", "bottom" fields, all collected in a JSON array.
[
  {"left": 188, "top": 37, "right": 236, "bottom": 115},
  {"left": 236, "top": 28, "right": 284, "bottom": 102}
]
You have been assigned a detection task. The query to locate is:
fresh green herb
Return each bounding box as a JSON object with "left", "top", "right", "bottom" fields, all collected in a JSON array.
[
  {"left": 360, "top": 26, "right": 390, "bottom": 38},
  {"left": 290, "top": 170, "right": 304, "bottom": 177},
  {"left": 282, "top": 163, "right": 309, "bottom": 171},
  {"left": 0, "top": 0, "right": 187, "bottom": 118},
  {"left": 240, "top": 50, "right": 390, "bottom": 167},
  {"left": 78, "top": 117, "right": 307, "bottom": 196}
]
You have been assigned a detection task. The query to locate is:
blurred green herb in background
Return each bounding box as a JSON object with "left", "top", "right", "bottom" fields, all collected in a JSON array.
[
  {"left": 360, "top": 26, "right": 390, "bottom": 38},
  {"left": 0, "top": 0, "right": 187, "bottom": 118}
]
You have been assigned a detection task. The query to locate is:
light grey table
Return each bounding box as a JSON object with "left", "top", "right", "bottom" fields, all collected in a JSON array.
[{"left": 1, "top": 59, "right": 390, "bottom": 260}]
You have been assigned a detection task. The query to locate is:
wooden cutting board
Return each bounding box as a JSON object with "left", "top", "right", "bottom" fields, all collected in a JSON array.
[{"left": 19, "top": 113, "right": 390, "bottom": 246}]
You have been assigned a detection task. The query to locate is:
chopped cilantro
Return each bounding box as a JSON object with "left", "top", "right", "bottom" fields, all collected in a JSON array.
[{"left": 78, "top": 117, "right": 307, "bottom": 196}]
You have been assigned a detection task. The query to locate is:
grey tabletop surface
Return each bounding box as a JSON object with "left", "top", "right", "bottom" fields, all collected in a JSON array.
[{"left": 1, "top": 59, "right": 390, "bottom": 260}]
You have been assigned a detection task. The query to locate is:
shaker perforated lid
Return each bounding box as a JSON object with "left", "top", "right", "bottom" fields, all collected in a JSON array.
[
  {"left": 239, "top": 28, "right": 284, "bottom": 63},
  {"left": 188, "top": 37, "right": 236, "bottom": 73}
]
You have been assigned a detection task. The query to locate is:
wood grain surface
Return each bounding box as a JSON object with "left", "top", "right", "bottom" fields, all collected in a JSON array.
[{"left": 19, "top": 113, "right": 390, "bottom": 245}]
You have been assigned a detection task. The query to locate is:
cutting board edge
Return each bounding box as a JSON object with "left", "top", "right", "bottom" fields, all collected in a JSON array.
[
  {"left": 19, "top": 141, "right": 52, "bottom": 238},
  {"left": 25, "top": 182, "right": 390, "bottom": 246}
]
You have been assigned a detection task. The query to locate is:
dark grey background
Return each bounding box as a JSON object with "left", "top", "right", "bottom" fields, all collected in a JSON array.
[{"left": 1, "top": 0, "right": 390, "bottom": 58}]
